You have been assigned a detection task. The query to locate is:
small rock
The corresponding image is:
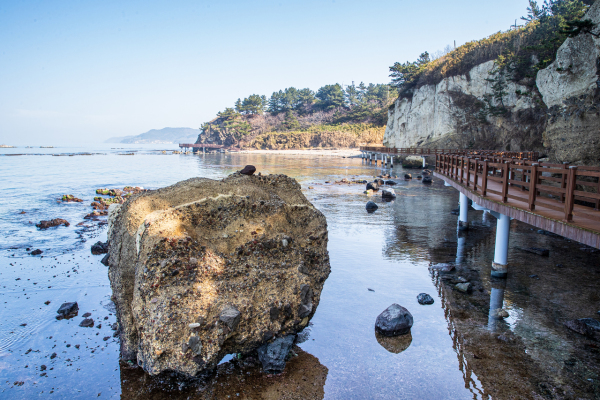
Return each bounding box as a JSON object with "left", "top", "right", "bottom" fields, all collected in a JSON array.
[
  {"left": 366, "top": 182, "right": 379, "bottom": 191},
  {"left": 103, "top": 336, "right": 110, "bottom": 341},
  {"left": 82, "top": 312, "right": 91, "bottom": 318},
  {"left": 374, "top": 178, "right": 384, "bottom": 186},
  {"left": 564, "top": 318, "right": 600, "bottom": 339},
  {"left": 44, "top": 301, "right": 51, "bottom": 305},
  {"left": 417, "top": 293, "right": 434, "bottom": 305},
  {"left": 79, "top": 318, "right": 94, "bottom": 328},
  {"left": 404, "top": 174, "right": 412, "bottom": 180},
  {"left": 257, "top": 335, "right": 295, "bottom": 373},
  {"left": 31, "top": 249, "right": 43, "bottom": 256},
  {"left": 188, "top": 323, "right": 201, "bottom": 329},
  {"left": 455, "top": 282, "right": 473, "bottom": 293},
  {"left": 381, "top": 189, "right": 396, "bottom": 199},
  {"left": 91, "top": 241, "right": 108, "bottom": 255},
  {"left": 188, "top": 336, "right": 202, "bottom": 355},
  {"left": 429, "top": 263, "right": 455, "bottom": 273},
  {"left": 368, "top": 288, "right": 375, "bottom": 292},
  {"left": 385, "top": 180, "right": 397, "bottom": 186},
  {"left": 50, "top": 353, "right": 57, "bottom": 359},
  {"left": 100, "top": 253, "right": 110, "bottom": 266},
  {"left": 219, "top": 306, "right": 241, "bottom": 331},
  {"left": 240, "top": 165, "right": 256, "bottom": 176},
  {"left": 40, "top": 365, "right": 46, "bottom": 371},
  {"left": 365, "top": 201, "right": 378, "bottom": 213},
  {"left": 422, "top": 176, "right": 433, "bottom": 184},
  {"left": 36, "top": 219, "right": 69, "bottom": 230},
  {"left": 375, "top": 304, "right": 413, "bottom": 336},
  {"left": 56, "top": 302, "right": 78, "bottom": 319}
]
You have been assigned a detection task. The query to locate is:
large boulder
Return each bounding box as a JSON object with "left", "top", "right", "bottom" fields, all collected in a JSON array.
[
  {"left": 375, "top": 304, "right": 413, "bottom": 336},
  {"left": 107, "top": 173, "right": 330, "bottom": 377}
]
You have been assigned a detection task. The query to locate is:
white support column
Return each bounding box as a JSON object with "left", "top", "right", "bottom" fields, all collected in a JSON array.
[
  {"left": 455, "top": 235, "right": 466, "bottom": 265},
  {"left": 492, "top": 213, "right": 510, "bottom": 278},
  {"left": 487, "top": 280, "right": 506, "bottom": 331},
  {"left": 390, "top": 156, "right": 394, "bottom": 168},
  {"left": 422, "top": 157, "right": 426, "bottom": 168},
  {"left": 458, "top": 192, "right": 468, "bottom": 231}
]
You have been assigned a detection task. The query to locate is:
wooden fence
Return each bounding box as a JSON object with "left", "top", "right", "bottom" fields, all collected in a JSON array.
[
  {"left": 359, "top": 146, "right": 539, "bottom": 160},
  {"left": 435, "top": 154, "right": 600, "bottom": 222}
]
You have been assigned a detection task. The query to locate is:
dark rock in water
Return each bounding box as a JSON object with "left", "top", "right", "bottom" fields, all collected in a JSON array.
[
  {"left": 521, "top": 247, "right": 550, "bottom": 257},
  {"left": 451, "top": 208, "right": 460, "bottom": 215},
  {"left": 30, "top": 249, "right": 43, "bottom": 256},
  {"left": 455, "top": 282, "right": 473, "bottom": 293},
  {"left": 381, "top": 189, "right": 396, "bottom": 199},
  {"left": 422, "top": 176, "right": 433, "bottom": 184},
  {"left": 79, "top": 318, "right": 94, "bottom": 328},
  {"left": 404, "top": 174, "right": 412, "bottom": 180},
  {"left": 56, "top": 302, "right": 79, "bottom": 319},
  {"left": 423, "top": 169, "right": 432, "bottom": 174},
  {"left": 91, "top": 241, "right": 108, "bottom": 255},
  {"left": 36, "top": 219, "right": 70, "bottom": 229},
  {"left": 366, "top": 201, "right": 378, "bottom": 213},
  {"left": 417, "top": 293, "right": 434, "bottom": 305},
  {"left": 366, "top": 182, "right": 379, "bottom": 191},
  {"left": 385, "top": 180, "right": 397, "bottom": 186},
  {"left": 240, "top": 165, "right": 256, "bottom": 175},
  {"left": 374, "top": 178, "right": 384, "bottom": 186},
  {"left": 50, "top": 352, "right": 57, "bottom": 359},
  {"left": 564, "top": 318, "right": 600, "bottom": 340},
  {"left": 376, "top": 331, "right": 412, "bottom": 354},
  {"left": 257, "top": 335, "right": 295, "bottom": 373},
  {"left": 82, "top": 312, "right": 91, "bottom": 318},
  {"left": 375, "top": 304, "right": 413, "bottom": 336},
  {"left": 100, "top": 254, "right": 109, "bottom": 266}
]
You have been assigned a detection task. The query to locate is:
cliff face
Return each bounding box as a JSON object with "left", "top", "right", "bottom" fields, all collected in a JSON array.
[
  {"left": 383, "top": 60, "right": 545, "bottom": 152},
  {"left": 536, "top": 1, "right": 600, "bottom": 164},
  {"left": 384, "top": 1, "right": 600, "bottom": 164}
]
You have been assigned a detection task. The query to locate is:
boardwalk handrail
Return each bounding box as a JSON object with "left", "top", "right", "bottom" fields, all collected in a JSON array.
[
  {"left": 435, "top": 154, "right": 600, "bottom": 223},
  {"left": 179, "top": 143, "right": 224, "bottom": 149},
  {"left": 359, "top": 146, "right": 539, "bottom": 160}
]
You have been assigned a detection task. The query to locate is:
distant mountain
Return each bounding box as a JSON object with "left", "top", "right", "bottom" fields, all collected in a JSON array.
[{"left": 104, "top": 128, "right": 199, "bottom": 144}]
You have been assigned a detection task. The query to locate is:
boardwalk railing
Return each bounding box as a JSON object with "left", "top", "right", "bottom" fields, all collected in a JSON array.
[
  {"left": 435, "top": 154, "right": 600, "bottom": 223},
  {"left": 359, "top": 146, "right": 539, "bottom": 160},
  {"left": 179, "top": 143, "right": 224, "bottom": 149}
]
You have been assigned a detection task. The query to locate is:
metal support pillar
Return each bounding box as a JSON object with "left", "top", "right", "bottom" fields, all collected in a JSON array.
[
  {"left": 491, "top": 213, "right": 510, "bottom": 278},
  {"left": 458, "top": 192, "right": 468, "bottom": 231}
]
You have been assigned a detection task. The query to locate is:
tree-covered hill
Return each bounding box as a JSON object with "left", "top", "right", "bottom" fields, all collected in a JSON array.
[{"left": 196, "top": 82, "right": 396, "bottom": 149}]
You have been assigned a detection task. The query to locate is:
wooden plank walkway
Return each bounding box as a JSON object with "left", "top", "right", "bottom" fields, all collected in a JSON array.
[{"left": 434, "top": 154, "right": 600, "bottom": 249}]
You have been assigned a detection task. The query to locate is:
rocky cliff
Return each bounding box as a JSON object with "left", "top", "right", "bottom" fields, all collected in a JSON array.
[
  {"left": 384, "top": 1, "right": 600, "bottom": 164},
  {"left": 537, "top": 1, "right": 600, "bottom": 164}
]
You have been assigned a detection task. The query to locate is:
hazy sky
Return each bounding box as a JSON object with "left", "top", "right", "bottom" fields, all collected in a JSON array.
[{"left": 0, "top": 0, "right": 533, "bottom": 145}]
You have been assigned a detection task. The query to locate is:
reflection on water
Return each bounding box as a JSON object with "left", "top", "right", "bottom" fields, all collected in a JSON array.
[{"left": 1, "top": 147, "right": 600, "bottom": 399}]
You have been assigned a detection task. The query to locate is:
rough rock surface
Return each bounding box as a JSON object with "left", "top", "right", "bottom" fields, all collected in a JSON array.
[
  {"left": 36, "top": 219, "right": 70, "bottom": 229},
  {"left": 417, "top": 293, "right": 434, "bottom": 305},
  {"left": 365, "top": 201, "right": 378, "bottom": 212},
  {"left": 107, "top": 172, "right": 330, "bottom": 377},
  {"left": 257, "top": 334, "right": 295, "bottom": 373},
  {"left": 382, "top": 189, "right": 396, "bottom": 199},
  {"left": 375, "top": 304, "right": 413, "bottom": 336},
  {"left": 56, "top": 302, "right": 78, "bottom": 319},
  {"left": 383, "top": 60, "right": 543, "bottom": 152},
  {"left": 536, "top": 1, "right": 600, "bottom": 164},
  {"left": 91, "top": 241, "right": 109, "bottom": 255}
]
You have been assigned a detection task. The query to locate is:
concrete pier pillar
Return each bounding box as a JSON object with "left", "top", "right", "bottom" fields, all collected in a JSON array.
[
  {"left": 422, "top": 157, "right": 426, "bottom": 168},
  {"left": 455, "top": 235, "right": 466, "bottom": 265},
  {"left": 492, "top": 213, "right": 510, "bottom": 278},
  {"left": 390, "top": 156, "right": 394, "bottom": 168},
  {"left": 458, "top": 192, "right": 468, "bottom": 231}
]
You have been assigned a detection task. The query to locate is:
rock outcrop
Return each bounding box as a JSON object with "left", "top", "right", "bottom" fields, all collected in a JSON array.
[
  {"left": 107, "top": 172, "right": 330, "bottom": 377},
  {"left": 383, "top": 2, "right": 600, "bottom": 165},
  {"left": 383, "top": 60, "right": 544, "bottom": 152},
  {"left": 536, "top": 1, "right": 600, "bottom": 165}
]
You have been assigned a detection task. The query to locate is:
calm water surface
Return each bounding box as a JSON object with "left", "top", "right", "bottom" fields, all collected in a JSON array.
[{"left": 1, "top": 145, "right": 599, "bottom": 399}]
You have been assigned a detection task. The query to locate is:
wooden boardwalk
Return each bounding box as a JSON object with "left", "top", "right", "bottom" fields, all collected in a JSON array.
[{"left": 359, "top": 146, "right": 600, "bottom": 249}]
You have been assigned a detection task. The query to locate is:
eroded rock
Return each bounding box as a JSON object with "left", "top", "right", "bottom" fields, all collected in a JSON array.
[
  {"left": 36, "top": 219, "right": 69, "bottom": 229},
  {"left": 107, "top": 172, "right": 330, "bottom": 377}
]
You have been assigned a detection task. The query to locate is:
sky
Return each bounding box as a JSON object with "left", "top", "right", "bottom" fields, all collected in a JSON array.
[{"left": 0, "top": 0, "right": 535, "bottom": 145}]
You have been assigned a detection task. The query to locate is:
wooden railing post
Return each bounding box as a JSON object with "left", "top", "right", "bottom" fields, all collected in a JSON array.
[
  {"left": 560, "top": 162, "right": 569, "bottom": 203},
  {"left": 473, "top": 160, "right": 479, "bottom": 192},
  {"left": 564, "top": 166, "right": 577, "bottom": 222},
  {"left": 466, "top": 157, "right": 471, "bottom": 188},
  {"left": 501, "top": 162, "right": 509, "bottom": 203},
  {"left": 528, "top": 163, "right": 538, "bottom": 210},
  {"left": 482, "top": 160, "right": 489, "bottom": 196}
]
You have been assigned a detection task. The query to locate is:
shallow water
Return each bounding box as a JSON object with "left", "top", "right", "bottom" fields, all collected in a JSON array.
[{"left": 1, "top": 145, "right": 600, "bottom": 399}]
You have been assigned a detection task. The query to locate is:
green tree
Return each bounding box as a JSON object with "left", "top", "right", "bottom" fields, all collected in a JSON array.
[
  {"left": 315, "top": 84, "right": 345, "bottom": 110},
  {"left": 284, "top": 110, "right": 300, "bottom": 130},
  {"left": 241, "top": 94, "right": 265, "bottom": 115},
  {"left": 345, "top": 83, "right": 359, "bottom": 107},
  {"left": 296, "top": 88, "right": 315, "bottom": 112},
  {"left": 234, "top": 98, "right": 242, "bottom": 113}
]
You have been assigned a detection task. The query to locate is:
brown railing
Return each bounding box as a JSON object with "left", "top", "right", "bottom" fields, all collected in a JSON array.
[
  {"left": 179, "top": 143, "right": 224, "bottom": 149},
  {"left": 359, "top": 146, "right": 539, "bottom": 160},
  {"left": 435, "top": 154, "right": 600, "bottom": 222}
]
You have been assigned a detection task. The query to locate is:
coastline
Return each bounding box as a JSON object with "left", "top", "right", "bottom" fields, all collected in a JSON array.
[{"left": 234, "top": 148, "right": 363, "bottom": 158}]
